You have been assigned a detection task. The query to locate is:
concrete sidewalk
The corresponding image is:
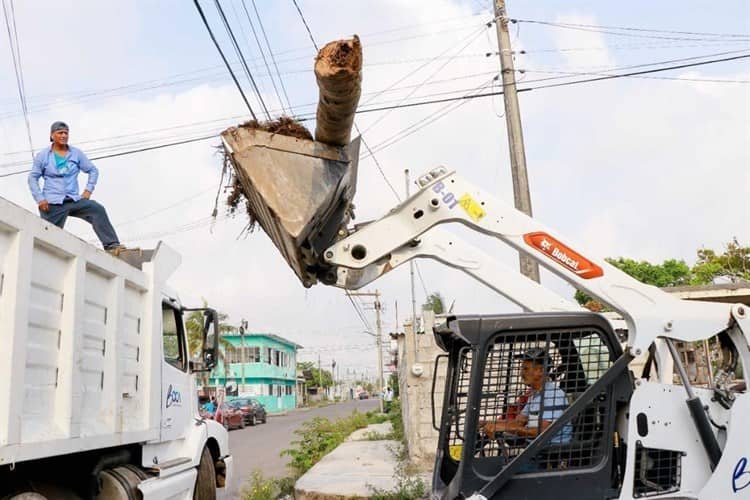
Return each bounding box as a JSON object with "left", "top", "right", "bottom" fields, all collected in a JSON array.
[{"left": 294, "top": 422, "right": 402, "bottom": 499}]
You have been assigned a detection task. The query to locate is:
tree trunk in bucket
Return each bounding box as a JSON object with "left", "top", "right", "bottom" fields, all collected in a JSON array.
[{"left": 314, "top": 36, "right": 362, "bottom": 146}]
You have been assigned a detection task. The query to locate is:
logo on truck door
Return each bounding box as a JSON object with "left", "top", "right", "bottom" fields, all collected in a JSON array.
[
  {"left": 166, "top": 384, "right": 182, "bottom": 408},
  {"left": 523, "top": 232, "right": 603, "bottom": 279}
]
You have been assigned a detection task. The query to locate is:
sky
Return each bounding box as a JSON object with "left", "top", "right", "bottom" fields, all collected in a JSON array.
[{"left": 1, "top": 0, "right": 748, "bottom": 379}]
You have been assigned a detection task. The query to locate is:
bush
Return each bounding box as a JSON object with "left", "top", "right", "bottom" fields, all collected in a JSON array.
[
  {"left": 241, "top": 470, "right": 295, "bottom": 500},
  {"left": 281, "top": 410, "right": 385, "bottom": 477}
]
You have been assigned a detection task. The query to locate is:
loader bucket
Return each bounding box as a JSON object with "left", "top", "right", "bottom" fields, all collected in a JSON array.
[{"left": 221, "top": 126, "right": 360, "bottom": 287}]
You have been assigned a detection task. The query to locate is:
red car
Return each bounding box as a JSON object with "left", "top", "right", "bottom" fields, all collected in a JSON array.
[
  {"left": 229, "top": 398, "right": 268, "bottom": 426},
  {"left": 214, "top": 402, "right": 245, "bottom": 430}
]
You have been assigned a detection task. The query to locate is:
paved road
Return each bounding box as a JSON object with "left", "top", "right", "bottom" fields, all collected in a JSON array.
[{"left": 226, "top": 399, "right": 379, "bottom": 498}]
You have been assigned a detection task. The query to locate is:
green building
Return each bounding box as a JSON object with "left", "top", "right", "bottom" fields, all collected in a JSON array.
[{"left": 208, "top": 332, "right": 302, "bottom": 413}]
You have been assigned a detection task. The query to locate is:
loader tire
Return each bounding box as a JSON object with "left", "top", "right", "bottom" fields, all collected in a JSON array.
[{"left": 193, "top": 447, "right": 217, "bottom": 500}]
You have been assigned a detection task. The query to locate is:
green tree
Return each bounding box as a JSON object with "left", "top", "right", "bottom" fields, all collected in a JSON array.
[
  {"left": 691, "top": 238, "right": 750, "bottom": 285},
  {"left": 575, "top": 257, "right": 691, "bottom": 307},
  {"left": 574, "top": 239, "right": 749, "bottom": 308},
  {"left": 422, "top": 292, "right": 445, "bottom": 314},
  {"left": 185, "top": 301, "right": 234, "bottom": 390},
  {"left": 297, "top": 362, "right": 334, "bottom": 389}
]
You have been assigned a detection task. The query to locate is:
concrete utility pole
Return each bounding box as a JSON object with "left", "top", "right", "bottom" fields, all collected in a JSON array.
[
  {"left": 493, "top": 0, "right": 540, "bottom": 283},
  {"left": 239, "top": 319, "right": 248, "bottom": 394},
  {"left": 374, "top": 291, "right": 384, "bottom": 413},
  {"left": 408, "top": 168, "right": 417, "bottom": 342},
  {"left": 348, "top": 290, "right": 386, "bottom": 413}
]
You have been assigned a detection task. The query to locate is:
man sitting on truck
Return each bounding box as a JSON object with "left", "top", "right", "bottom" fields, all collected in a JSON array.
[
  {"left": 28, "top": 121, "right": 127, "bottom": 255},
  {"left": 481, "top": 347, "right": 573, "bottom": 445}
]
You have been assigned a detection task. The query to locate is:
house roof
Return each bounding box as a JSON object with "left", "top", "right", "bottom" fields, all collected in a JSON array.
[
  {"left": 221, "top": 331, "right": 303, "bottom": 349},
  {"left": 662, "top": 281, "right": 750, "bottom": 305}
]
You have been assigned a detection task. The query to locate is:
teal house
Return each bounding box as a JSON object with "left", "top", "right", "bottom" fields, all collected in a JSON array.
[{"left": 208, "top": 332, "right": 302, "bottom": 413}]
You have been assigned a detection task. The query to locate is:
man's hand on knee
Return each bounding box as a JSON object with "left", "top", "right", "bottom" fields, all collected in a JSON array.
[
  {"left": 82, "top": 190, "right": 91, "bottom": 200},
  {"left": 38, "top": 200, "right": 49, "bottom": 212}
]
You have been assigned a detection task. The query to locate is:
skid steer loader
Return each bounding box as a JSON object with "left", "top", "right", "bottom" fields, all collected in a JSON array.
[{"left": 221, "top": 130, "right": 749, "bottom": 499}]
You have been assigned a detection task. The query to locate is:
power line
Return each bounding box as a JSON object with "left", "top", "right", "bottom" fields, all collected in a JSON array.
[
  {"left": 2, "top": 0, "right": 33, "bottom": 159},
  {"left": 249, "top": 0, "right": 293, "bottom": 113},
  {"left": 192, "top": 0, "right": 257, "bottom": 120},
  {"left": 513, "top": 18, "right": 750, "bottom": 40},
  {"left": 290, "top": 0, "right": 319, "bottom": 51},
  {"left": 212, "top": 0, "right": 270, "bottom": 119},
  {"left": 2, "top": 53, "right": 746, "bottom": 179},
  {"left": 115, "top": 187, "right": 216, "bottom": 227}
]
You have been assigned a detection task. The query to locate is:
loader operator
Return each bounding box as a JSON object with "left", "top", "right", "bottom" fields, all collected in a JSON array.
[
  {"left": 28, "top": 121, "right": 126, "bottom": 255},
  {"left": 481, "top": 347, "right": 573, "bottom": 445}
]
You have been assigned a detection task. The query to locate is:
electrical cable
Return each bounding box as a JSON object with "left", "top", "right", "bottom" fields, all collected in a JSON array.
[
  {"left": 513, "top": 18, "right": 750, "bottom": 40},
  {"left": 291, "top": 0, "right": 319, "bottom": 51},
  {"left": 361, "top": 25, "right": 491, "bottom": 135},
  {"left": 238, "top": 0, "right": 286, "bottom": 114},
  {"left": 2, "top": 0, "right": 33, "bottom": 159},
  {"left": 2, "top": 53, "right": 746, "bottom": 179},
  {"left": 213, "top": 0, "right": 270, "bottom": 119},
  {"left": 250, "top": 0, "right": 294, "bottom": 113},
  {"left": 192, "top": 0, "right": 257, "bottom": 120}
]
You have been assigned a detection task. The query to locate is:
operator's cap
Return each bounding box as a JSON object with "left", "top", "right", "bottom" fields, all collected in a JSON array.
[
  {"left": 514, "top": 347, "right": 552, "bottom": 369},
  {"left": 50, "top": 121, "right": 69, "bottom": 133}
]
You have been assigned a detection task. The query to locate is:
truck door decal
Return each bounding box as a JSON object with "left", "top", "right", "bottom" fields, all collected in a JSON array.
[
  {"left": 734, "top": 457, "right": 750, "bottom": 493},
  {"left": 166, "top": 384, "right": 182, "bottom": 408}
]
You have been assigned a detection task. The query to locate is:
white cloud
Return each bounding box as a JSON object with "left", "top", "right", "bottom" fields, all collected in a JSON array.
[{"left": 1, "top": 1, "right": 748, "bottom": 373}]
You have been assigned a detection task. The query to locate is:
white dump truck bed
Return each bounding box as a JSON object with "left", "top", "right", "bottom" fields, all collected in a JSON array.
[{"left": 0, "top": 197, "right": 180, "bottom": 465}]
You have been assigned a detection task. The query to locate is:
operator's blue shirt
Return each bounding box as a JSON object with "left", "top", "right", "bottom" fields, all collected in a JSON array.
[
  {"left": 28, "top": 145, "right": 98, "bottom": 204},
  {"left": 522, "top": 381, "right": 573, "bottom": 444}
]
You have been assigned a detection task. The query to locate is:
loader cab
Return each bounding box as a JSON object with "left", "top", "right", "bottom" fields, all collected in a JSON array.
[{"left": 432, "top": 312, "right": 633, "bottom": 500}]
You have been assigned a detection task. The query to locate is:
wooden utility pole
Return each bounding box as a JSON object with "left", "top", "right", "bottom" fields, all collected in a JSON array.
[{"left": 493, "top": 0, "right": 540, "bottom": 283}]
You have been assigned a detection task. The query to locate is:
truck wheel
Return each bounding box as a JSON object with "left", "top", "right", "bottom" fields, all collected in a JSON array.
[
  {"left": 250, "top": 414, "right": 256, "bottom": 426},
  {"left": 239, "top": 417, "right": 245, "bottom": 429},
  {"left": 8, "top": 494, "right": 48, "bottom": 500},
  {"left": 193, "top": 447, "right": 217, "bottom": 500}
]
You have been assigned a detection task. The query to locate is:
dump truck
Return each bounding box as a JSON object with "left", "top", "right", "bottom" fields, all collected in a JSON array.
[
  {"left": 221, "top": 126, "right": 749, "bottom": 499},
  {"left": 0, "top": 197, "right": 232, "bottom": 499}
]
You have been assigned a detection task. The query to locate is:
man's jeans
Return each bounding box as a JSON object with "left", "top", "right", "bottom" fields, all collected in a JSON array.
[{"left": 40, "top": 198, "right": 120, "bottom": 249}]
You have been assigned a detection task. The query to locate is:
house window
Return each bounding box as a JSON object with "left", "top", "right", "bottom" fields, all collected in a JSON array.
[
  {"left": 249, "top": 347, "right": 260, "bottom": 362},
  {"left": 266, "top": 347, "right": 272, "bottom": 364},
  {"left": 268, "top": 384, "right": 273, "bottom": 395},
  {"left": 285, "top": 385, "right": 293, "bottom": 396}
]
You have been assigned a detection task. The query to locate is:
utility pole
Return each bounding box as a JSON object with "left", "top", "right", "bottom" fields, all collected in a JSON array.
[
  {"left": 405, "top": 169, "right": 419, "bottom": 329},
  {"left": 493, "top": 0, "right": 540, "bottom": 283},
  {"left": 239, "top": 319, "right": 248, "bottom": 395},
  {"left": 348, "top": 290, "right": 386, "bottom": 413},
  {"left": 375, "top": 291, "right": 384, "bottom": 413},
  {"left": 318, "top": 353, "right": 323, "bottom": 399}
]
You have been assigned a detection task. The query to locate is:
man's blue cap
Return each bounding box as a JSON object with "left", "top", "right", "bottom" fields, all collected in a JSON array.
[{"left": 50, "top": 121, "right": 69, "bottom": 133}]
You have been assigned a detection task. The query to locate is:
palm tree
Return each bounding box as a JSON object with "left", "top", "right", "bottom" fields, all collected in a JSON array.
[{"left": 185, "top": 304, "right": 234, "bottom": 390}]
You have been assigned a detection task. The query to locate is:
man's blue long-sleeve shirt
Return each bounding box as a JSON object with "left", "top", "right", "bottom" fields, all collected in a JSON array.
[{"left": 27, "top": 145, "right": 98, "bottom": 204}]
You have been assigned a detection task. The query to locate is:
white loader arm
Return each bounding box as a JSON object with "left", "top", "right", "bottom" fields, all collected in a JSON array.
[
  {"left": 335, "top": 226, "right": 579, "bottom": 313},
  {"left": 324, "top": 168, "right": 743, "bottom": 353}
]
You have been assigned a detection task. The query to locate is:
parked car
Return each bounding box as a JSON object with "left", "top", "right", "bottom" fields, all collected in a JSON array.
[
  {"left": 230, "top": 398, "right": 267, "bottom": 426},
  {"left": 214, "top": 401, "right": 245, "bottom": 430},
  {"left": 358, "top": 391, "right": 369, "bottom": 400}
]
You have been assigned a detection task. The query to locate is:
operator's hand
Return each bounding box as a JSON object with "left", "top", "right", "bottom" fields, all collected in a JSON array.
[
  {"left": 82, "top": 190, "right": 92, "bottom": 200},
  {"left": 38, "top": 200, "right": 49, "bottom": 212}
]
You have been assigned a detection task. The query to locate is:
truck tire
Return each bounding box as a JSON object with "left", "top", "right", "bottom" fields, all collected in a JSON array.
[
  {"left": 250, "top": 414, "right": 256, "bottom": 426},
  {"left": 193, "top": 447, "right": 217, "bottom": 500}
]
